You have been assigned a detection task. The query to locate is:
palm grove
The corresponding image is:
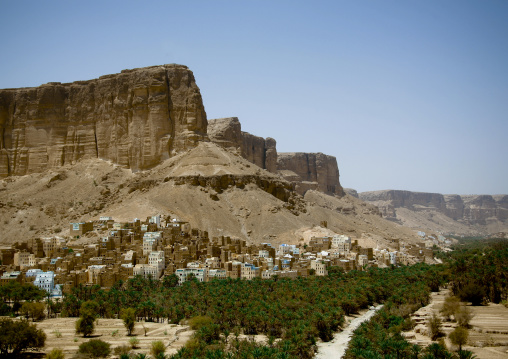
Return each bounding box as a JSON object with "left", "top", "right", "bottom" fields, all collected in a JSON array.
[{"left": 0, "top": 239, "right": 506, "bottom": 358}]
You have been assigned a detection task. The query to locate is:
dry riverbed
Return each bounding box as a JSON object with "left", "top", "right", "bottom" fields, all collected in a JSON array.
[{"left": 315, "top": 305, "right": 383, "bottom": 359}]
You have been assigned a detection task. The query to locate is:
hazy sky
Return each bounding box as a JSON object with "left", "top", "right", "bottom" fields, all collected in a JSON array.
[{"left": 1, "top": 1, "right": 507, "bottom": 194}]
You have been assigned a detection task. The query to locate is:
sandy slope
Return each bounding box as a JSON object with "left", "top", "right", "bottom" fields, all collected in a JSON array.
[{"left": 0, "top": 143, "right": 421, "bottom": 247}]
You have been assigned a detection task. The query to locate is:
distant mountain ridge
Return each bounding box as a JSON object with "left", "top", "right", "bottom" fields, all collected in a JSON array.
[{"left": 358, "top": 189, "right": 508, "bottom": 235}]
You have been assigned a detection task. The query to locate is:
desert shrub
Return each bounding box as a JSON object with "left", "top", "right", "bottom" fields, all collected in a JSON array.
[
  {"left": 120, "top": 307, "right": 136, "bottom": 335},
  {"left": 150, "top": 340, "right": 166, "bottom": 357},
  {"left": 113, "top": 344, "right": 131, "bottom": 356},
  {"left": 188, "top": 315, "right": 213, "bottom": 330},
  {"left": 129, "top": 336, "right": 140, "bottom": 349},
  {"left": 76, "top": 301, "right": 99, "bottom": 337},
  {"left": 449, "top": 326, "right": 469, "bottom": 351},
  {"left": 46, "top": 348, "right": 65, "bottom": 359},
  {"left": 0, "top": 318, "right": 46, "bottom": 355},
  {"left": 78, "top": 339, "right": 111, "bottom": 358},
  {"left": 440, "top": 295, "right": 460, "bottom": 321},
  {"left": 20, "top": 301, "right": 46, "bottom": 321},
  {"left": 428, "top": 314, "right": 443, "bottom": 341},
  {"left": 456, "top": 306, "right": 474, "bottom": 328},
  {"left": 76, "top": 315, "right": 95, "bottom": 337}
]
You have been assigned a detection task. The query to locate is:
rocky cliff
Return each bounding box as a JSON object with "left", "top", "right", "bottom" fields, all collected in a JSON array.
[
  {"left": 277, "top": 152, "right": 344, "bottom": 197},
  {"left": 208, "top": 117, "right": 344, "bottom": 197},
  {"left": 207, "top": 117, "right": 277, "bottom": 173},
  {"left": 0, "top": 64, "right": 207, "bottom": 176},
  {"left": 1, "top": 65, "right": 345, "bottom": 200},
  {"left": 359, "top": 190, "right": 508, "bottom": 234}
]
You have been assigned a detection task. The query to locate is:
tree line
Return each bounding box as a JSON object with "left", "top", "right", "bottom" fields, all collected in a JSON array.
[{"left": 55, "top": 263, "right": 445, "bottom": 358}]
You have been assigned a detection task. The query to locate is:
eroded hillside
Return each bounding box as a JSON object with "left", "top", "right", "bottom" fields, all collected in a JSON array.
[{"left": 0, "top": 143, "right": 420, "bottom": 247}]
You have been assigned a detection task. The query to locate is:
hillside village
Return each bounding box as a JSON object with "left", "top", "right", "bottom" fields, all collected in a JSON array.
[{"left": 0, "top": 214, "right": 440, "bottom": 296}]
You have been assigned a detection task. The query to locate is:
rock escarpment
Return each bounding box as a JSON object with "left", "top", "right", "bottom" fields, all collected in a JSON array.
[
  {"left": 208, "top": 117, "right": 344, "bottom": 197},
  {"left": 359, "top": 190, "right": 508, "bottom": 231},
  {"left": 277, "top": 152, "right": 344, "bottom": 197},
  {"left": 0, "top": 64, "right": 207, "bottom": 177},
  {"left": 2, "top": 66, "right": 345, "bottom": 200},
  {"left": 207, "top": 117, "right": 277, "bottom": 173}
]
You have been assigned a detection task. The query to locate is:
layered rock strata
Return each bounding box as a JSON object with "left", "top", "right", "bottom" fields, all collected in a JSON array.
[
  {"left": 0, "top": 64, "right": 207, "bottom": 177},
  {"left": 208, "top": 117, "right": 344, "bottom": 197},
  {"left": 277, "top": 152, "right": 344, "bottom": 196},
  {"left": 207, "top": 117, "right": 277, "bottom": 173},
  {"left": 359, "top": 190, "right": 508, "bottom": 225}
]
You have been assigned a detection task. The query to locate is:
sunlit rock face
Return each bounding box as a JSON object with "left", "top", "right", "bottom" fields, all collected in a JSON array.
[
  {"left": 207, "top": 117, "right": 278, "bottom": 173},
  {"left": 277, "top": 152, "right": 344, "bottom": 197},
  {"left": 0, "top": 64, "right": 207, "bottom": 176},
  {"left": 359, "top": 190, "right": 508, "bottom": 225},
  {"left": 207, "top": 117, "right": 344, "bottom": 197}
]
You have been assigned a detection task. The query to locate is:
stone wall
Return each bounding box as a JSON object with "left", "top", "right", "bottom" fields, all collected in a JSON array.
[{"left": 0, "top": 64, "right": 207, "bottom": 176}]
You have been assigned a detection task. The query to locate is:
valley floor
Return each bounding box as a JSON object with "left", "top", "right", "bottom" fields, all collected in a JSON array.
[
  {"left": 35, "top": 318, "right": 193, "bottom": 357},
  {"left": 403, "top": 289, "right": 508, "bottom": 359},
  {"left": 315, "top": 304, "right": 383, "bottom": 359}
]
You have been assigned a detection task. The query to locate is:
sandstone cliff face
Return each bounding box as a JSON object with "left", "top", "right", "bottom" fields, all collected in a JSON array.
[
  {"left": 359, "top": 190, "right": 508, "bottom": 229},
  {"left": 207, "top": 117, "right": 277, "bottom": 173},
  {"left": 277, "top": 152, "right": 344, "bottom": 196},
  {"left": 208, "top": 117, "right": 344, "bottom": 197},
  {"left": 0, "top": 64, "right": 207, "bottom": 176}
]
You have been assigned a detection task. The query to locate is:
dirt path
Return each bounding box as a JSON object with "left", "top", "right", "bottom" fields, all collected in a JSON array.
[{"left": 315, "top": 305, "right": 383, "bottom": 359}]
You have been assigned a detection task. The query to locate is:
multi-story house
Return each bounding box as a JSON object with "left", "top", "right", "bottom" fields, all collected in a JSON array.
[
  {"left": 14, "top": 251, "right": 36, "bottom": 268},
  {"left": 33, "top": 271, "right": 55, "bottom": 293},
  {"left": 310, "top": 259, "right": 328, "bottom": 276},
  {"left": 148, "top": 251, "right": 165, "bottom": 278}
]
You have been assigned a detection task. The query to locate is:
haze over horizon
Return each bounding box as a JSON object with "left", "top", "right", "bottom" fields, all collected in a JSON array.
[{"left": 1, "top": 1, "right": 507, "bottom": 195}]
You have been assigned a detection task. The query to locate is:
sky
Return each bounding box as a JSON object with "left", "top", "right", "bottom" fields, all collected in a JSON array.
[{"left": 1, "top": 1, "right": 507, "bottom": 195}]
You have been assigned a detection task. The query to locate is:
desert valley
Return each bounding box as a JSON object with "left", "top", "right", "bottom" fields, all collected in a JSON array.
[{"left": 0, "top": 64, "right": 507, "bottom": 359}]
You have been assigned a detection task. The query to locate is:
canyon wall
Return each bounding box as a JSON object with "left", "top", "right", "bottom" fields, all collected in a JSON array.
[
  {"left": 0, "top": 64, "right": 207, "bottom": 176},
  {"left": 277, "top": 152, "right": 344, "bottom": 196},
  {"left": 207, "top": 117, "right": 277, "bottom": 173},
  {"left": 208, "top": 117, "right": 344, "bottom": 197},
  {"left": 359, "top": 190, "right": 508, "bottom": 226},
  {"left": 1, "top": 64, "right": 344, "bottom": 200}
]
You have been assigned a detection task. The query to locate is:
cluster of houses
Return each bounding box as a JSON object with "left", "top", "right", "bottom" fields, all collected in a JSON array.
[{"left": 0, "top": 215, "right": 434, "bottom": 295}]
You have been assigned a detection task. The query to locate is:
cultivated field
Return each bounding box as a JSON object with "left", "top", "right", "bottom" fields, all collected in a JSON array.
[
  {"left": 35, "top": 318, "right": 193, "bottom": 357},
  {"left": 404, "top": 289, "right": 508, "bottom": 359}
]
